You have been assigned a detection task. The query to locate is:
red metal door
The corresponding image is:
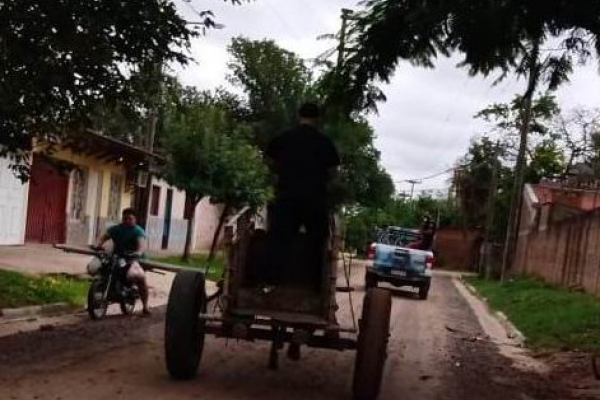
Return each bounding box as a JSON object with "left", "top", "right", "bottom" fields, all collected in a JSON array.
[{"left": 25, "top": 156, "right": 69, "bottom": 244}]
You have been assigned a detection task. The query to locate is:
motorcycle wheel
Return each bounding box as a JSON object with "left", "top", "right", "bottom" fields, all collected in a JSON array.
[
  {"left": 88, "top": 279, "right": 109, "bottom": 320},
  {"left": 119, "top": 295, "right": 136, "bottom": 315}
]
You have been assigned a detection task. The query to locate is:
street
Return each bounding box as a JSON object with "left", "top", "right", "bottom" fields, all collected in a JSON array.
[{"left": 0, "top": 272, "right": 572, "bottom": 400}]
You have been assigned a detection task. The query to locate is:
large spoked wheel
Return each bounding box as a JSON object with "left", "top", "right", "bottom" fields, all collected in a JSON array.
[
  {"left": 87, "top": 279, "right": 109, "bottom": 320},
  {"left": 365, "top": 270, "right": 378, "bottom": 290},
  {"left": 165, "top": 271, "right": 207, "bottom": 380},
  {"left": 353, "top": 288, "right": 392, "bottom": 400}
]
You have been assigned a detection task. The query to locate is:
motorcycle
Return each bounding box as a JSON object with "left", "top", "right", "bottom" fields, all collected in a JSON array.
[{"left": 86, "top": 246, "right": 140, "bottom": 320}]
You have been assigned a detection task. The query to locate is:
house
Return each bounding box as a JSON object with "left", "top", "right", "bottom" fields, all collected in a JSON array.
[
  {"left": 0, "top": 132, "right": 222, "bottom": 254},
  {"left": 519, "top": 181, "right": 600, "bottom": 235},
  {"left": 145, "top": 178, "right": 222, "bottom": 253}
]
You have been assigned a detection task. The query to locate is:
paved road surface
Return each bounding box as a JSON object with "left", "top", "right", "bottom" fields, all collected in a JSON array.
[{"left": 0, "top": 272, "right": 571, "bottom": 400}]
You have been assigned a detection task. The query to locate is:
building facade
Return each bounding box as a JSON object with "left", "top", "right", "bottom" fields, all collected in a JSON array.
[{"left": 0, "top": 133, "right": 221, "bottom": 254}]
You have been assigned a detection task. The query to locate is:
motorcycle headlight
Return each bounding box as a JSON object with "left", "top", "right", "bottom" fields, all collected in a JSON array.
[{"left": 87, "top": 257, "right": 102, "bottom": 276}]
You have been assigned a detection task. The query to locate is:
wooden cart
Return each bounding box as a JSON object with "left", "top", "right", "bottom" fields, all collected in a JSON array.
[{"left": 164, "top": 207, "right": 392, "bottom": 400}]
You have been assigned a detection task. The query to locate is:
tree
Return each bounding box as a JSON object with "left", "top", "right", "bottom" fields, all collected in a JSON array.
[
  {"left": 0, "top": 0, "right": 245, "bottom": 174},
  {"left": 162, "top": 89, "right": 270, "bottom": 261},
  {"left": 0, "top": 1, "right": 193, "bottom": 167},
  {"left": 554, "top": 108, "right": 600, "bottom": 178},
  {"left": 454, "top": 138, "right": 503, "bottom": 227},
  {"left": 324, "top": 117, "right": 394, "bottom": 208},
  {"left": 227, "top": 37, "right": 314, "bottom": 149},
  {"left": 227, "top": 37, "right": 395, "bottom": 208},
  {"left": 526, "top": 140, "right": 565, "bottom": 183}
]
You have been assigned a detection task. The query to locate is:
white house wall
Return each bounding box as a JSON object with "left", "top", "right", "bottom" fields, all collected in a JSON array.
[
  {"left": 193, "top": 198, "right": 222, "bottom": 252},
  {"left": 146, "top": 178, "right": 190, "bottom": 254},
  {"left": 0, "top": 156, "right": 29, "bottom": 245}
]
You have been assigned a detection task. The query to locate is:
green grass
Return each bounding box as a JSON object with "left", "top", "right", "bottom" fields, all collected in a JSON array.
[
  {"left": 467, "top": 276, "right": 600, "bottom": 352},
  {"left": 153, "top": 253, "right": 225, "bottom": 282},
  {"left": 0, "top": 269, "right": 89, "bottom": 309}
]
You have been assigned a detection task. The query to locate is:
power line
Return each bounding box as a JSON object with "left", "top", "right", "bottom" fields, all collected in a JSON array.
[
  {"left": 394, "top": 156, "right": 501, "bottom": 185},
  {"left": 263, "top": 0, "right": 304, "bottom": 41}
]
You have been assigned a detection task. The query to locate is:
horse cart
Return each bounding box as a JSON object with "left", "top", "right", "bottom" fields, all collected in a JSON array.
[{"left": 164, "top": 208, "right": 393, "bottom": 400}]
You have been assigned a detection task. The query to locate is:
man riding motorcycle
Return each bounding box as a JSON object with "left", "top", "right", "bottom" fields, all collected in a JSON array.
[{"left": 96, "top": 208, "right": 150, "bottom": 315}]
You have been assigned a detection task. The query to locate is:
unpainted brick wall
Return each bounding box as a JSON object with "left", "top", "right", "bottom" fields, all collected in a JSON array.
[
  {"left": 434, "top": 228, "right": 482, "bottom": 271},
  {"left": 514, "top": 209, "right": 600, "bottom": 295}
]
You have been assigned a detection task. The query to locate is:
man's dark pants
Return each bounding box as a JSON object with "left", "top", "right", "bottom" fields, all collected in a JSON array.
[{"left": 264, "top": 197, "right": 330, "bottom": 288}]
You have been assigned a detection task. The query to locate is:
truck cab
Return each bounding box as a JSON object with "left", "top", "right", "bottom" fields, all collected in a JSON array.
[{"left": 365, "top": 227, "right": 434, "bottom": 300}]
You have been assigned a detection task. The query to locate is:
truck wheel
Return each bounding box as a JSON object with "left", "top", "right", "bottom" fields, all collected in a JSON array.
[
  {"left": 353, "top": 288, "right": 392, "bottom": 400},
  {"left": 365, "top": 271, "right": 377, "bottom": 290},
  {"left": 418, "top": 282, "right": 430, "bottom": 300},
  {"left": 165, "top": 271, "right": 206, "bottom": 380}
]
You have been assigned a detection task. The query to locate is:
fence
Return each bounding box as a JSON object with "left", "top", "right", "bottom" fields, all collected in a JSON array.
[{"left": 514, "top": 208, "right": 600, "bottom": 295}]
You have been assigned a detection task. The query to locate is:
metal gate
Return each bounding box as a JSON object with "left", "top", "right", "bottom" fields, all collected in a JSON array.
[{"left": 25, "top": 156, "right": 69, "bottom": 244}]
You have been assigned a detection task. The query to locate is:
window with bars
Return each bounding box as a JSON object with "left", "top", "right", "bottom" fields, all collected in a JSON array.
[
  {"left": 70, "top": 168, "right": 88, "bottom": 221},
  {"left": 150, "top": 185, "right": 161, "bottom": 216},
  {"left": 107, "top": 173, "right": 123, "bottom": 222}
]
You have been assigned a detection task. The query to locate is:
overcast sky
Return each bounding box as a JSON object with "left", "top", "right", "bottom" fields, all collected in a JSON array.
[{"left": 172, "top": 0, "right": 600, "bottom": 195}]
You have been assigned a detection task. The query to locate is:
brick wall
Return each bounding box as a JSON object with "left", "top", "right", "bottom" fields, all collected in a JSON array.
[
  {"left": 514, "top": 209, "right": 600, "bottom": 295},
  {"left": 434, "top": 228, "right": 482, "bottom": 271}
]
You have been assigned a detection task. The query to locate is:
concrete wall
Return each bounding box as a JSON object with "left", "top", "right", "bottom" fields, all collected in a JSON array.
[
  {"left": 145, "top": 179, "right": 221, "bottom": 254},
  {"left": 193, "top": 199, "right": 223, "bottom": 252},
  {"left": 514, "top": 209, "right": 600, "bottom": 295},
  {"left": 0, "top": 156, "right": 29, "bottom": 245}
]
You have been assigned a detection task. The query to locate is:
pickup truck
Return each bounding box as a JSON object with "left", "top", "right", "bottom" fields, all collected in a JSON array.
[{"left": 365, "top": 227, "right": 434, "bottom": 300}]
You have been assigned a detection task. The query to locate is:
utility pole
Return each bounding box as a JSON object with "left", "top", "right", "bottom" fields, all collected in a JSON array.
[
  {"left": 138, "top": 60, "right": 162, "bottom": 229},
  {"left": 483, "top": 141, "right": 501, "bottom": 279},
  {"left": 407, "top": 179, "right": 422, "bottom": 200}
]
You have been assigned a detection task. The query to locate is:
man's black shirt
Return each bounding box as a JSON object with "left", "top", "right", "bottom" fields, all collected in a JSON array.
[{"left": 266, "top": 124, "right": 340, "bottom": 203}]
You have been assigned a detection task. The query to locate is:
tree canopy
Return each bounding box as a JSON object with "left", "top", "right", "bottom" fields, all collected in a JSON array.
[
  {"left": 225, "top": 37, "right": 395, "bottom": 208},
  {"left": 0, "top": 0, "right": 247, "bottom": 169},
  {"left": 162, "top": 88, "right": 270, "bottom": 260},
  {"left": 336, "top": 0, "right": 600, "bottom": 112}
]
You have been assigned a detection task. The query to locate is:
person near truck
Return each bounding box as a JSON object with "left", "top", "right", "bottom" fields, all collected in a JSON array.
[{"left": 407, "top": 216, "right": 436, "bottom": 251}]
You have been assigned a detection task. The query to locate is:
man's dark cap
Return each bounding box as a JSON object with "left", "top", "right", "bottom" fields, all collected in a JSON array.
[{"left": 298, "top": 102, "right": 321, "bottom": 119}]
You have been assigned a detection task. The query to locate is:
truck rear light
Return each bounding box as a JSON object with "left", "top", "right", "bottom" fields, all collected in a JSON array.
[
  {"left": 366, "top": 243, "right": 376, "bottom": 260},
  {"left": 426, "top": 255, "right": 434, "bottom": 269}
]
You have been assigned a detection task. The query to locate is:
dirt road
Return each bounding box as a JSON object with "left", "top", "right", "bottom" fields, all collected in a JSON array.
[{"left": 0, "top": 272, "right": 575, "bottom": 400}]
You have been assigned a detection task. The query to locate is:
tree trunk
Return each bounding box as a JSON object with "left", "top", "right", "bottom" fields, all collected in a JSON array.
[
  {"left": 483, "top": 142, "right": 501, "bottom": 280},
  {"left": 182, "top": 199, "right": 199, "bottom": 262},
  {"left": 500, "top": 42, "right": 541, "bottom": 282},
  {"left": 208, "top": 205, "right": 230, "bottom": 262}
]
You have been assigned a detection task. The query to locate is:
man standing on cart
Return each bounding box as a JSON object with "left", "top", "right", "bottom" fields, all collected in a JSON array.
[{"left": 262, "top": 102, "right": 341, "bottom": 294}]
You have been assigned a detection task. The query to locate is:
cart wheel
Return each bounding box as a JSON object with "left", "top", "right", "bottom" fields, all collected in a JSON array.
[
  {"left": 365, "top": 270, "right": 377, "bottom": 290},
  {"left": 87, "top": 279, "right": 109, "bottom": 320},
  {"left": 353, "top": 288, "right": 392, "bottom": 400},
  {"left": 165, "top": 271, "right": 206, "bottom": 380}
]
